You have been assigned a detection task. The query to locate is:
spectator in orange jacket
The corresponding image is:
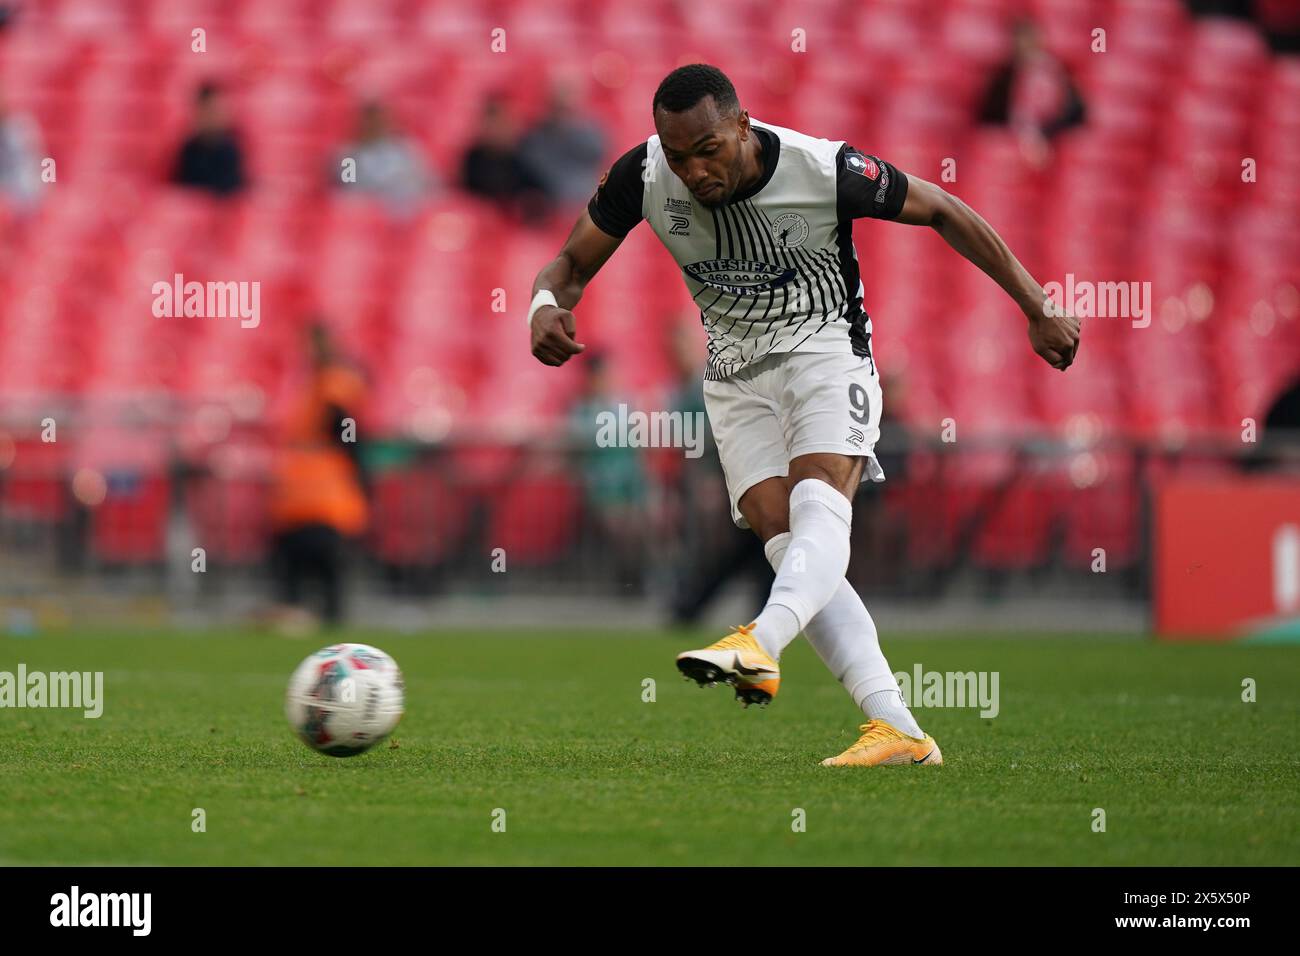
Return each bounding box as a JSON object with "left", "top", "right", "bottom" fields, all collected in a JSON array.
[{"left": 267, "top": 323, "right": 369, "bottom": 630}]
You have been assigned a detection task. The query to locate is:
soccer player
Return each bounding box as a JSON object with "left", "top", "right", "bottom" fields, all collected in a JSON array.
[{"left": 527, "top": 64, "right": 1080, "bottom": 767}]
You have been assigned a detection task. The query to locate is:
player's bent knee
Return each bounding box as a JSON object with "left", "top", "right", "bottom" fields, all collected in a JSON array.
[
  {"left": 746, "top": 506, "right": 791, "bottom": 542},
  {"left": 738, "top": 478, "right": 791, "bottom": 542},
  {"left": 788, "top": 454, "right": 865, "bottom": 500}
]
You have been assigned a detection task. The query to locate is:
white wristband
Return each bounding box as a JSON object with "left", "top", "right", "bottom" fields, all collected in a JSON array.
[{"left": 526, "top": 289, "right": 558, "bottom": 327}]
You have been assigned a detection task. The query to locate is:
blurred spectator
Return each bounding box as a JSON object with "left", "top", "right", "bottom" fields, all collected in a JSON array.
[
  {"left": 459, "top": 92, "right": 548, "bottom": 221},
  {"left": 0, "top": 85, "right": 44, "bottom": 212},
  {"left": 978, "top": 19, "right": 1086, "bottom": 166},
  {"left": 1244, "top": 376, "right": 1300, "bottom": 474},
  {"left": 568, "top": 353, "right": 648, "bottom": 594},
  {"left": 334, "top": 99, "right": 435, "bottom": 215},
  {"left": 266, "top": 323, "right": 370, "bottom": 632},
  {"left": 171, "top": 81, "right": 247, "bottom": 196},
  {"left": 660, "top": 321, "right": 769, "bottom": 624},
  {"left": 518, "top": 79, "right": 606, "bottom": 208},
  {"left": 662, "top": 322, "right": 708, "bottom": 442},
  {"left": 1253, "top": 0, "right": 1300, "bottom": 53},
  {"left": 1184, "top": 0, "right": 1300, "bottom": 50}
]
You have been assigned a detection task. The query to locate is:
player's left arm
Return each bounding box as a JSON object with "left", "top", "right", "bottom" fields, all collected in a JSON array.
[
  {"left": 837, "top": 145, "right": 1079, "bottom": 371},
  {"left": 894, "top": 173, "right": 1080, "bottom": 371}
]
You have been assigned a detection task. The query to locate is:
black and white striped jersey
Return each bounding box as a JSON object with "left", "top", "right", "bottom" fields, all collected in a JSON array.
[{"left": 587, "top": 118, "right": 909, "bottom": 380}]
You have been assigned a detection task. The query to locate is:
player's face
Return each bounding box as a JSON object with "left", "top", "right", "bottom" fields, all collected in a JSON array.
[{"left": 655, "top": 98, "right": 750, "bottom": 208}]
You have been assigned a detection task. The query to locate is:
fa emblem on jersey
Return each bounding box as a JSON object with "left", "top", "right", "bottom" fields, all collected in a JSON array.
[
  {"left": 772, "top": 213, "right": 809, "bottom": 248},
  {"left": 846, "top": 153, "right": 880, "bottom": 180}
]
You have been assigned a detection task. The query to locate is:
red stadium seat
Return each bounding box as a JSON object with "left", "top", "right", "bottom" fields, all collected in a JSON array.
[
  {"left": 485, "top": 470, "right": 581, "bottom": 565},
  {"left": 1056, "top": 452, "right": 1142, "bottom": 571},
  {"left": 369, "top": 466, "right": 470, "bottom": 566},
  {"left": 1, "top": 438, "right": 70, "bottom": 522},
  {"left": 186, "top": 474, "right": 271, "bottom": 564},
  {"left": 91, "top": 472, "right": 170, "bottom": 565}
]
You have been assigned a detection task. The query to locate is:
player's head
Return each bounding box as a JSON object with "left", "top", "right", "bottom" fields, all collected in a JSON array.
[
  {"left": 306, "top": 319, "right": 336, "bottom": 368},
  {"left": 652, "top": 64, "right": 751, "bottom": 208},
  {"left": 193, "top": 80, "right": 231, "bottom": 133},
  {"left": 1012, "top": 17, "right": 1043, "bottom": 59},
  {"left": 357, "top": 99, "right": 391, "bottom": 141},
  {"left": 582, "top": 351, "right": 611, "bottom": 394}
]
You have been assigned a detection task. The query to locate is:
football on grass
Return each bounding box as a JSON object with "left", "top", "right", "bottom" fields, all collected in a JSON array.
[{"left": 285, "top": 643, "right": 405, "bottom": 756}]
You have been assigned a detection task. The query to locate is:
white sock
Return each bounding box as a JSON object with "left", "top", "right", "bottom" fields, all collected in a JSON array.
[
  {"left": 864, "top": 688, "right": 924, "bottom": 739},
  {"left": 752, "top": 479, "right": 852, "bottom": 659},
  {"left": 764, "top": 531, "right": 924, "bottom": 738}
]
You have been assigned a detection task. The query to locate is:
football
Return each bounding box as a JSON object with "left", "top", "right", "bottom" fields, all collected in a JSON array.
[{"left": 285, "top": 643, "right": 405, "bottom": 757}]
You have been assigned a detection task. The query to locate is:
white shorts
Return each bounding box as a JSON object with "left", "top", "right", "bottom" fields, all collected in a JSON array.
[{"left": 703, "top": 350, "right": 886, "bottom": 529}]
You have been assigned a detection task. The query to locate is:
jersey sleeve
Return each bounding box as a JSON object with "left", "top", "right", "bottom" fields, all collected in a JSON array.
[
  {"left": 836, "top": 144, "right": 909, "bottom": 220},
  {"left": 587, "top": 142, "right": 648, "bottom": 238}
]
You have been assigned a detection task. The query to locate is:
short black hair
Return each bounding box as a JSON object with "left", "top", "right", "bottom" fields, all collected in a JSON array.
[{"left": 652, "top": 64, "right": 739, "bottom": 117}]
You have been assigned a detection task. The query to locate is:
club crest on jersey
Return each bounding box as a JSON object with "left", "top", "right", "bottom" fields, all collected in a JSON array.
[
  {"left": 683, "top": 258, "right": 797, "bottom": 295},
  {"left": 771, "top": 213, "right": 809, "bottom": 249},
  {"left": 846, "top": 153, "right": 880, "bottom": 180}
]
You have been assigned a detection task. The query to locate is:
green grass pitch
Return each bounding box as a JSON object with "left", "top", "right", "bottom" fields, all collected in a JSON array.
[{"left": 1, "top": 630, "right": 1296, "bottom": 866}]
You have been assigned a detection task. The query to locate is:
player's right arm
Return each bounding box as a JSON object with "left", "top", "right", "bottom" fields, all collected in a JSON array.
[
  {"left": 530, "top": 143, "right": 648, "bottom": 367},
  {"left": 529, "top": 211, "right": 623, "bottom": 366}
]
